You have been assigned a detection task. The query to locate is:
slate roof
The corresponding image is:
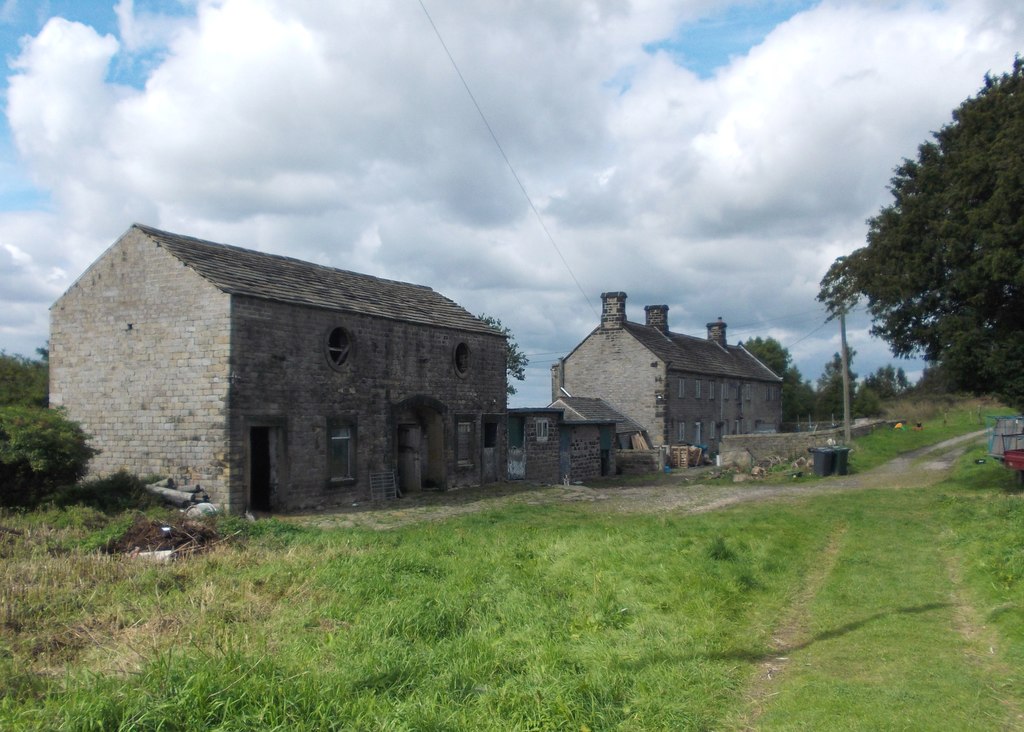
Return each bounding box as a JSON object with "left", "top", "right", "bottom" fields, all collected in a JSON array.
[
  {"left": 548, "top": 396, "right": 645, "bottom": 434},
  {"left": 135, "top": 224, "right": 499, "bottom": 336},
  {"left": 622, "top": 321, "right": 781, "bottom": 381}
]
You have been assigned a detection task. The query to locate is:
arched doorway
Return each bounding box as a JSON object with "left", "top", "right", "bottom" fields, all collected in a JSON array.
[{"left": 393, "top": 396, "right": 447, "bottom": 493}]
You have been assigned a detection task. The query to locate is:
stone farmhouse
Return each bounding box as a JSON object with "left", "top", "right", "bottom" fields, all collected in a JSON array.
[
  {"left": 50, "top": 224, "right": 507, "bottom": 513},
  {"left": 551, "top": 291, "right": 782, "bottom": 455}
]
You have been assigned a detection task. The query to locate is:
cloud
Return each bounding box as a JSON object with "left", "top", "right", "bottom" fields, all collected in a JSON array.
[{"left": 2, "top": 0, "right": 1023, "bottom": 404}]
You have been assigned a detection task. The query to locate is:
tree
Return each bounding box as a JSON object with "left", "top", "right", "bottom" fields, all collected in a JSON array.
[
  {"left": 861, "top": 365, "right": 910, "bottom": 401},
  {"left": 816, "top": 350, "right": 857, "bottom": 422},
  {"left": 819, "top": 57, "right": 1024, "bottom": 409},
  {"left": 478, "top": 314, "right": 529, "bottom": 396},
  {"left": 913, "top": 362, "right": 954, "bottom": 396},
  {"left": 0, "top": 350, "right": 48, "bottom": 407},
  {"left": 742, "top": 336, "right": 816, "bottom": 424}
]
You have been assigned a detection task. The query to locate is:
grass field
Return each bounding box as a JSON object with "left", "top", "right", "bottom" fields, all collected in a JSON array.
[{"left": 2, "top": 402, "right": 1023, "bottom": 730}]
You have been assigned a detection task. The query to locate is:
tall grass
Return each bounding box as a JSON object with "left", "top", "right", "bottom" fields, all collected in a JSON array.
[
  {"left": 1, "top": 501, "right": 827, "bottom": 730},
  {"left": 845, "top": 396, "right": 993, "bottom": 473}
]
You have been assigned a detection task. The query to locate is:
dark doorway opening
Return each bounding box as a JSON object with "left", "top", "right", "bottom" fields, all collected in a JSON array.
[{"left": 250, "top": 427, "right": 273, "bottom": 511}]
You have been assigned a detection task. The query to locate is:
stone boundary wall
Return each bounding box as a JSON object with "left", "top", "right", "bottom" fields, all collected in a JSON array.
[
  {"left": 617, "top": 449, "right": 660, "bottom": 475},
  {"left": 719, "top": 421, "right": 884, "bottom": 469}
]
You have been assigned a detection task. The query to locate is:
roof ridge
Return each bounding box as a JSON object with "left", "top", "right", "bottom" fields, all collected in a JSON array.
[
  {"left": 134, "top": 223, "right": 433, "bottom": 292},
  {"left": 130, "top": 224, "right": 499, "bottom": 336}
]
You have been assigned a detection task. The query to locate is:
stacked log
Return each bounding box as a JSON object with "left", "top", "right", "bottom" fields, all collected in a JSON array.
[{"left": 144, "top": 478, "right": 210, "bottom": 508}]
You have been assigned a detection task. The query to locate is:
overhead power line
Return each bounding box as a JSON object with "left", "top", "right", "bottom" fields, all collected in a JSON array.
[{"left": 417, "top": 0, "right": 598, "bottom": 319}]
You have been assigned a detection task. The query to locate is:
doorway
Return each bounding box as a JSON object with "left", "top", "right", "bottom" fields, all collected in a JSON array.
[
  {"left": 249, "top": 426, "right": 282, "bottom": 511},
  {"left": 482, "top": 419, "right": 499, "bottom": 483},
  {"left": 394, "top": 397, "right": 446, "bottom": 492}
]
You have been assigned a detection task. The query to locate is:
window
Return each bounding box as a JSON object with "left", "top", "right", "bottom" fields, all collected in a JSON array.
[
  {"left": 709, "top": 380, "right": 715, "bottom": 400},
  {"left": 678, "top": 378, "right": 685, "bottom": 398},
  {"left": 693, "top": 421, "right": 702, "bottom": 444},
  {"left": 744, "top": 383, "right": 752, "bottom": 401},
  {"left": 453, "top": 342, "right": 470, "bottom": 377},
  {"left": 734, "top": 419, "right": 742, "bottom": 435},
  {"left": 708, "top": 421, "right": 716, "bottom": 439},
  {"left": 677, "top": 421, "right": 686, "bottom": 442},
  {"left": 328, "top": 421, "right": 355, "bottom": 482},
  {"left": 457, "top": 419, "right": 475, "bottom": 466},
  {"left": 536, "top": 418, "right": 550, "bottom": 442},
  {"left": 325, "top": 327, "right": 352, "bottom": 368},
  {"left": 694, "top": 379, "right": 702, "bottom": 398}
]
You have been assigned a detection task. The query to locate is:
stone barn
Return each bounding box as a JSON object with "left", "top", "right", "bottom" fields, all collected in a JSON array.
[{"left": 50, "top": 224, "right": 508, "bottom": 513}]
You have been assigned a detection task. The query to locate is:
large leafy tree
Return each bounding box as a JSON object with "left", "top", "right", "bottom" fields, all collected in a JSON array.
[
  {"left": 820, "top": 58, "right": 1024, "bottom": 408},
  {"left": 478, "top": 314, "right": 529, "bottom": 396},
  {"left": 742, "top": 336, "right": 816, "bottom": 424}
]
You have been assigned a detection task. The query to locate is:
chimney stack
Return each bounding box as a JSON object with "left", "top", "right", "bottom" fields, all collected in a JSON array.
[
  {"left": 644, "top": 304, "right": 669, "bottom": 334},
  {"left": 601, "top": 291, "right": 627, "bottom": 330},
  {"left": 706, "top": 317, "right": 727, "bottom": 346}
]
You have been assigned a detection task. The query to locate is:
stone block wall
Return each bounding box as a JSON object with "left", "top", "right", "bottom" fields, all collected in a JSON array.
[
  {"left": 560, "top": 329, "right": 664, "bottom": 445},
  {"left": 228, "top": 295, "right": 508, "bottom": 510},
  {"left": 566, "top": 424, "right": 612, "bottom": 482},
  {"left": 520, "top": 414, "right": 560, "bottom": 483},
  {"left": 50, "top": 229, "right": 232, "bottom": 501},
  {"left": 666, "top": 373, "right": 782, "bottom": 453},
  {"left": 719, "top": 422, "right": 882, "bottom": 468},
  {"left": 616, "top": 449, "right": 660, "bottom": 475}
]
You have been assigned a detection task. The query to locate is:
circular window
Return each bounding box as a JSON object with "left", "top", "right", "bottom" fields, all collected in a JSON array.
[
  {"left": 325, "top": 327, "right": 352, "bottom": 368},
  {"left": 453, "top": 342, "right": 470, "bottom": 377}
]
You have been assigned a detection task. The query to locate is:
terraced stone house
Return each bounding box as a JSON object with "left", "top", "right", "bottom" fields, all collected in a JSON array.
[
  {"left": 551, "top": 291, "right": 782, "bottom": 455},
  {"left": 50, "top": 224, "right": 507, "bottom": 513}
]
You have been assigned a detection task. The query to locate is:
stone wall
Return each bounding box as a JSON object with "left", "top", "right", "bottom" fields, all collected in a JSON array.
[
  {"left": 719, "top": 422, "right": 883, "bottom": 469},
  {"left": 616, "top": 449, "right": 660, "bottom": 475},
  {"left": 522, "top": 414, "right": 560, "bottom": 483},
  {"left": 50, "top": 229, "right": 232, "bottom": 502},
  {"left": 567, "top": 424, "right": 613, "bottom": 482},
  {"left": 561, "top": 328, "right": 664, "bottom": 445},
  {"left": 227, "top": 295, "right": 508, "bottom": 511},
  {"left": 665, "top": 373, "right": 782, "bottom": 454}
]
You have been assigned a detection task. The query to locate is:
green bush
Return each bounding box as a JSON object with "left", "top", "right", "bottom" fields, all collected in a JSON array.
[
  {"left": 51, "top": 470, "right": 160, "bottom": 513},
  {"left": 0, "top": 350, "right": 48, "bottom": 407},
  {"left": 0, "top": 406, "right": 97, "bottom": 507}
]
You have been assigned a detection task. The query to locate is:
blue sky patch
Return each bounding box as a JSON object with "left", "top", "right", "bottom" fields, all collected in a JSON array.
[
  {"left": 1, "top": 0, "right": 190, "bottom": 88},
  {"left": 645, "top": 1, "right": 819, "bottom": 78}
]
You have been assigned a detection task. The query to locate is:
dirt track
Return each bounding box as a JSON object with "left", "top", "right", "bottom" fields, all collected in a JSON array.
[{"left": 291, "top": 431, "right": 988, "bottom": 531}]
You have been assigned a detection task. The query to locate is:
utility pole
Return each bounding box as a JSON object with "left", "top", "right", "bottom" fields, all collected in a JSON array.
[{"left": 840, "top": 310, "right": 852, "bottom": 444}]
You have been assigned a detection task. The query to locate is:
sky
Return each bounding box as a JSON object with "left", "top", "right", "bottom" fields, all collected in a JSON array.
[{"left": 0, "top": 0, "right": 1021, "bottom": 408}]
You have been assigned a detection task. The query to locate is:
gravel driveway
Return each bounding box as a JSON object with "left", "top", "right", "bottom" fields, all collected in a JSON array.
[{"left": 290, "top": 431, "right": 988, "bottom": 531}]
